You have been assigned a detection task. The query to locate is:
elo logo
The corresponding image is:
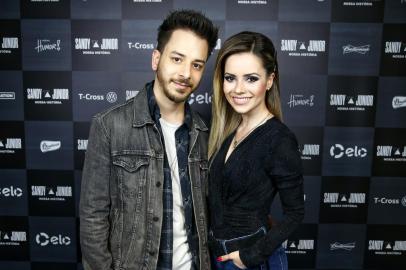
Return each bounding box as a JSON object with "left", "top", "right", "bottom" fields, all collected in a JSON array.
[
  {"left": 330, "top": 144, "right": 367, "bottom": 159},
  {"left": 35, "top": 232, "right": 71, "bottom": 246},
  {"left": 0, "top": 186, "right": 23, "bottom": 197},
  {"left": 188, "top": 92, "right": 211, "bottom": 105}
]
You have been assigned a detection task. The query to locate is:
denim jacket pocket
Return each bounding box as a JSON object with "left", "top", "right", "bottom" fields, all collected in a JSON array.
[
  {"left": 113, "top": 154, "right": 149, "bottom": 173},
  {"left": 112, "top": 154, "right": 150, "bottom": 266},
  {"left": 113, "top": 155, "right": 149, "bottom": 197}
]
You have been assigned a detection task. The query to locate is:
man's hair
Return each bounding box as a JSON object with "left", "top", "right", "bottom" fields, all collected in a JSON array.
[{"left": 157, "top": 9, "right": 218, "bottom": 58}]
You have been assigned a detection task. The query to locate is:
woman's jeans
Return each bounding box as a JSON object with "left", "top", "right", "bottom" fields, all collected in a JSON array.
[{"left": 212, "top": 245, "right": 287, "bottom": 270}]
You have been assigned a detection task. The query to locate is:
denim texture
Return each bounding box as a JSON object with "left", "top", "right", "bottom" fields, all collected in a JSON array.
[
  {"left": 79, "top": 82, "right": 211, "bottom": 270},
  {"left": 212, "top": 246, "right": 287, "bottom": 270},
  {"left": 208, "top": 118, "right": 304, "bottom": 268}
]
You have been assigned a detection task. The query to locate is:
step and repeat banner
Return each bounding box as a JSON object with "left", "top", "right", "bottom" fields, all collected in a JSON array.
[{"left": 1, "top": 0, "right": 406, "bottom": 269}]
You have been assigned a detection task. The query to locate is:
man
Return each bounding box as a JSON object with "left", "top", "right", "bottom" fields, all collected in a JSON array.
[{"left": 79, "top": 10, "right": 218, "bottom": 270}]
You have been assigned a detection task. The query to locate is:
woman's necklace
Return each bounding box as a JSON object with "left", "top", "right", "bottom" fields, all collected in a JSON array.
[{"left": 232, "top": 113, "right": 271, "bottom": 149}]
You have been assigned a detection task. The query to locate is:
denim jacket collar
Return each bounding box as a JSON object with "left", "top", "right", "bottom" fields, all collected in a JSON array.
[{"left": 132, "top": 80, "right": 208, "bottom": 132}]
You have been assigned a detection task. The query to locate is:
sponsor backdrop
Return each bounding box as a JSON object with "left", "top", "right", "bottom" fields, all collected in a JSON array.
[{"left": 0, "top": 0, "right": 405, "bottom": 269}]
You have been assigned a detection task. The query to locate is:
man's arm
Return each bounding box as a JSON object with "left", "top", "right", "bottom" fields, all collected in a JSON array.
[{"left": 79, "top": 115, "right": 113, "bottom": 270}]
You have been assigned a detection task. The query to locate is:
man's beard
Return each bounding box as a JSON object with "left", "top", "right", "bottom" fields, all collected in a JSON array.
[{"left": 156, "top": 65, "right": 195, "bottom": 103}]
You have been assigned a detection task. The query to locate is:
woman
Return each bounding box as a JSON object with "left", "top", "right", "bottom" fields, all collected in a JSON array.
[{"left": 208, "top": 31, "right": 305, "bottom": 270}]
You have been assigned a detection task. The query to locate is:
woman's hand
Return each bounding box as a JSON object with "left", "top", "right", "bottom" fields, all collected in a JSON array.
[{"left": 217, "top": 250, "right": 247, "bottom": 269}]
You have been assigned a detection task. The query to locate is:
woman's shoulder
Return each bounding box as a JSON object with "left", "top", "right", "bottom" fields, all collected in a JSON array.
[
  {"left": 263, "top": 118, "right": 302, "bottom": 170},
  {"left": 264, "top": 117, "right": 298, "bottom": 142}
]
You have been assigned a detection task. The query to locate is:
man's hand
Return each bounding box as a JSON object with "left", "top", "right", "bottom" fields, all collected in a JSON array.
[{"left": 217, "top": 250, "right": 247, "bottom": 269}]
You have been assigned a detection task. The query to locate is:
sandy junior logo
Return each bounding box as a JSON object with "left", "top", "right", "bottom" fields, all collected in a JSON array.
[
  {"left": 323, "top": 192, "right": 366, "bottom": 208},
  {"left": 31, "top": 185, "right": 72, "bottom": 201},
  {"left": 27, "top": 88, "right": 69, "bottom": 104},
  {"left": 125, "top": 90, "right": 139, "bottom": 100},
  {"left": 0, "top": 138, "right": 22, "bottom": 149},
  {"left": 281, "top": 39, "right": 326, "bottom": 57},
  {"left": 0, "top": 231, "right": 27, "bottom": 246},
  {"left": 343, "top": 1, "right": 376, "bottom": 7},
  {"left": 385, "top": 42, "right": 402, "bottom": 53},
  {"left": 77, "top": 139, "right": 88, "bottom": 151},
  {"left": 376, "top": 145, "right": 406, "bottom": 162},
  {"left": 0, "top": 138, "right": 22, "bottom": 154},
  {"left": 368, "top": 240, "right": 406, "bottom": 255},
  {"left": 75, "top": 38, "right": 118, "bottom": 55},
  {"left": 1, "top": 37, "right": 18, "bottom": 49},
  {"left": 300, "top": 144, "right": 320, "bottom": 160},
  {"left": 384, "top": 41, "right": 406, "bottom": 59},
  {"left": 283, "top": 239, "right": 314, "bottom": 254},
  {"left": 237, "top": 0, "right": 268, "bottom": 4},
  {"left": 1, "top": 37, "right": 18, "bottom": 54},
  {"left": 330, "top": 94, "right": 374, "bottom": 111}
]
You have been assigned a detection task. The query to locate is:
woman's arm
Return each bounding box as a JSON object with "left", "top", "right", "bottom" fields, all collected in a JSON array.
[{"left": 239, "top": 132, "right": 305, "bottom": 267}]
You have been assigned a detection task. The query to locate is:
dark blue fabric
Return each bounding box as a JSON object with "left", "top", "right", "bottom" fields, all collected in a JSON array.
[
  {"left": 212, "top": 245, "right": 288, "bottom": 270},
  {"left": 147, "top": 82, "right": 197, "bottom": 269}
]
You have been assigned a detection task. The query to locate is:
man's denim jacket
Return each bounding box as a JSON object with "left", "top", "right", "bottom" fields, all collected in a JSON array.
[{"left": 79, "top": 84, "right": 210, "bottom": 270}]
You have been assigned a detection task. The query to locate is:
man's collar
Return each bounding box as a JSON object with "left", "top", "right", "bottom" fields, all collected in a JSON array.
[
  {"left": 132, "top": 80, "right": 208, "bottom": 132},
  {"left": 147, "top": 80, "right": 193, "bottom": 130}
]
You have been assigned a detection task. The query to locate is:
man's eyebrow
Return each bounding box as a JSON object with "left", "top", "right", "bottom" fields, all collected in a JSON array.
[
  {"left": 170, "top": 51, "right": 206, "bottom": 64},
  {"left": 170, "top": 51, "right": 185, "bottom": 58}
]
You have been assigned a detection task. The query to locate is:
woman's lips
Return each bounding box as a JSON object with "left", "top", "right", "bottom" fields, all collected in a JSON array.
[{"left": 232, "top": 96, "right": 251, "bottom": 105}]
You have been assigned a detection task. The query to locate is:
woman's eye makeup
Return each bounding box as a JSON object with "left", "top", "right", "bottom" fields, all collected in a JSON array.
[
  {"left": 223, "top": 73, "right": 260, "bottom": 83},
  {"left": 245, "top": 75, "right": 259, "bottom": 82},
  {"left": 224, "top": 74, "right": 235, "bottom": 82}
]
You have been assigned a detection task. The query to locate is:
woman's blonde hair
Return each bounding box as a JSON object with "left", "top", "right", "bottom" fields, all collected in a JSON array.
[{"left": 208, "top": 31, "right": 282, "bottom": 159}]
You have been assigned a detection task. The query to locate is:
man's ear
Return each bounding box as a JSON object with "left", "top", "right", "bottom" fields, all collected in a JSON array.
[{"left": 151, "top": 49, "right": 161, "bottom": 71}]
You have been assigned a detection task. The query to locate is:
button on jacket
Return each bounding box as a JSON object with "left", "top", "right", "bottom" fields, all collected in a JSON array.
[{"left": 79, "top": 82, "right": 211, "bottom": 270}]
